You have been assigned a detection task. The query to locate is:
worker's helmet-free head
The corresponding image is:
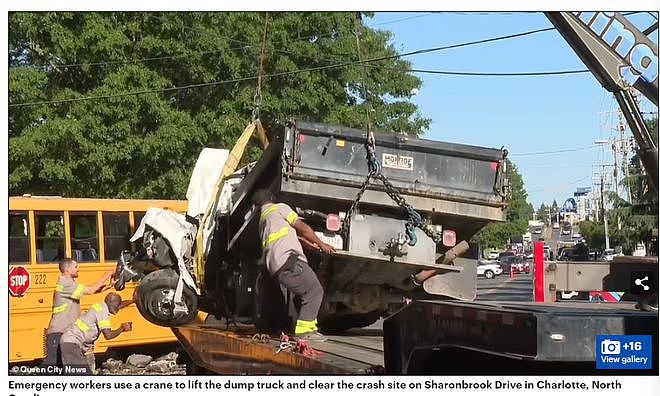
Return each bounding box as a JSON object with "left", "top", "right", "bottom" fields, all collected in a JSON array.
[
  {"left": 253, "top": 189, "right": 274, "bottom": 207},
  {"left": 105, "top": 292, "right": 122, "bottom": 314}
]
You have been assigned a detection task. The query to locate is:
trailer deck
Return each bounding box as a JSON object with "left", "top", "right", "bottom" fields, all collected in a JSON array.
[{"left": 173, "top": 324, "right": 385, "bottom": 375}]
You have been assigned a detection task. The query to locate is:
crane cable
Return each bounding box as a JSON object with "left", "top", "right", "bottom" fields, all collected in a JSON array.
[{"left": 193, "top": 14, "right": 270, "bottom": 290}]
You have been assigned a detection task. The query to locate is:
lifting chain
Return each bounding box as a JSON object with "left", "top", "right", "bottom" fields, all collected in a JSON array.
[
  {"left": 342, "top": 13, "right": 441, "bottom": 247},
  {"left": 341, "top": 138, "right": 443, "bottom": 247}
]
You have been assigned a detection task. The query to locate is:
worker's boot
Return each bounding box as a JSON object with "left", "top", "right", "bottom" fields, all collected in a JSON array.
[{"left": 294, "top": 319, "right": 327, "bottom": 342}]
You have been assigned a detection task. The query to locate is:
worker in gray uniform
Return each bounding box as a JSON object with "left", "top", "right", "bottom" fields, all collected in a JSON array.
[
  {"left": 59, "top": 292, "right": 133, "bottom": 374},
  {"left": 41, "top": 258, "right": 114, "bottom": 369},
  {"left": 253, "top": 189, "right": 335, "bottom": 341}
]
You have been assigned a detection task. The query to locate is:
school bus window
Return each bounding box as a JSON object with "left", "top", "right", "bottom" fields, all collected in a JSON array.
[
  {"left": 9, "top": 212, "right": 30, "bottom": 264},
  {"left": 134, "top": 211, "right": 146, "bottom": 231},
  {"left": 35, "top": 212, "right": 65, "bottom": 263},
  {"left": 103, "top": 213, "right": 130, "bottom": 261},
  {"left": 70, "top": 212, "right": 99, "bottom": 262}
]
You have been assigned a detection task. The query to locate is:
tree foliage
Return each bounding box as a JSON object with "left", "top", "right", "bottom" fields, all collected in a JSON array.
[
  {"left": 473, "top": 159, "right": 531, "bottom": 249},
  {"left": 9, "top": 12, "right": 430, "bottom": 199},
  {"left": 536, "top": 203, "right": 549, "bottom": 222}
]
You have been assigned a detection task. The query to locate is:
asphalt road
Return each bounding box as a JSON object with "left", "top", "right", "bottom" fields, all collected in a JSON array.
[{"left": 476, "top": 272, "right": 534, "bottom": 301}]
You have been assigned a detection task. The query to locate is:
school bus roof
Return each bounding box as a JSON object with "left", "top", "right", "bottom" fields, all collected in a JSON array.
[{"left": 9, "top": 196, "right": 188, "bottom": 212}]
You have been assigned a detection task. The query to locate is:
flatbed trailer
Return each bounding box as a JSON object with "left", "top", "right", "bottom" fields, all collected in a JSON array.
[
  {"left": 172, "top": 297, "right": 656, "bottom": 375},
  {"left": 173, "top": 323, "right": 385, "bottom": 374}
]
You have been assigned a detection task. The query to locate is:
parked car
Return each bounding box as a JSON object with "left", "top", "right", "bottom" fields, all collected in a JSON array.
[
  {"left": 499, "top": 256, "right": 529, "bottom": 274},
  {"left": 477, "top": 261, "right": 503, "bottom": 279},
  {"left": 552, "top": 222, "right": 560, "bottom": 229},
  {"left": 602, "top": 248, "right": 615, "bottom": 261},
  {"left": 572, "top": 232, "right": 582, "bottom": 239},
  {"left": 487, "top": 251, "right": 500, "bottom": 260}
]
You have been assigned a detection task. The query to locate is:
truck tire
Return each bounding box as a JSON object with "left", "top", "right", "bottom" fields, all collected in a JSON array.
[
  {"left": 484, "top": 270, "right": 495, "bottom": 279},
  {"left": 136, "top": 269, "right": 198, "bottom": 327}
]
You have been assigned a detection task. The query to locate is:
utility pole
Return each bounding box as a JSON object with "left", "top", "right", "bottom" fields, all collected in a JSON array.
[
  {"left": 600, "top": 170, "right": 610, "bottom": 250},
  {"left": 617, "top": 109, "right": 633, "bottom": 202}
]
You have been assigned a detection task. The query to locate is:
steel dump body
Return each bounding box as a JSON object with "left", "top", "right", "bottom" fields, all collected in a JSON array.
[{"left": 283, "top": 122, "right": 506, "bottom": 217}]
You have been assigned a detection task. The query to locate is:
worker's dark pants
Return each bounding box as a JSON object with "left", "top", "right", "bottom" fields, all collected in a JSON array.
[
  {"left": 40, "top": 332, "right": 63, "bottom": 369},
  {"left": 274, "top": 254, "right": 323, "bottom": 322},
  {"left": 60, "top": 342, "right": 92, "bottom": 375}
]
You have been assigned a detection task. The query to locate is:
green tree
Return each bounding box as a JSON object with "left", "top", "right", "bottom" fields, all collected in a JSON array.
[
  {"left": 473, "top": 159, "right": 530, "bottom": 249},
  {"left": 579, "top": 220, "right": 605, "bottom": 251},
  {"left": 550, "top": 199, "right": 559, "bottom": 214},
  {"left": 9, "top": 12, "right": 429, "bottom": 199},
  {"left": 536, "top": 203, "right": 549, "bottom": 222}
]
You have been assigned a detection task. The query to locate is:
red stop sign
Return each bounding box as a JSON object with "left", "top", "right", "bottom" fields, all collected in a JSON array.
[{"left": 9, "top": 266, "right": 31, "bottom": 297}]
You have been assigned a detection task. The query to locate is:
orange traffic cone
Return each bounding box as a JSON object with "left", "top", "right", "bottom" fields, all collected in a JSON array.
[{"left": 509, "top": 267, "right": 515, "bottom": 280}]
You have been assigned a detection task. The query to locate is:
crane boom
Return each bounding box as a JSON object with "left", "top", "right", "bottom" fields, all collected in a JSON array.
[{"left": 545, "top": 12, "right": 658, "bottom": 193}]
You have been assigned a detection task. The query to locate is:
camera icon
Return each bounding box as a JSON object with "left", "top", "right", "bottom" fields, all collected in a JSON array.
[{"left": 601, "top": 339, "right": 621, "bottom": 355}]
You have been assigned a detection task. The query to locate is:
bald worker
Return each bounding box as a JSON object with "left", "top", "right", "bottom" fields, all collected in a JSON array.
[{"left": 59, "top": 292, "right": 133, "bottom": 374}]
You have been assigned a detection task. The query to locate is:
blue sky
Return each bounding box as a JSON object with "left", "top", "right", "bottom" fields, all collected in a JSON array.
[{"left": 366, "top": 12, "right": 658, "bottom": 209}]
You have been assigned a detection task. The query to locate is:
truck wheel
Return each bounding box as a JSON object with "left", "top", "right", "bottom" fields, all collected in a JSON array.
[
  {"left": 319, "top": 312, "right": 381, "bottom": 333},
  {"left": 136, "top": 269, "right": 198, "bottom": 327},
  {"left": 484, "top": 270, "right": 495, "bottom": 279}
]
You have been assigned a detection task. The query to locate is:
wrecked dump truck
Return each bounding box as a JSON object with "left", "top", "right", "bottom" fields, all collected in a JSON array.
[{"left": 115, "top": 120, "right": 509, "bottom": 331}]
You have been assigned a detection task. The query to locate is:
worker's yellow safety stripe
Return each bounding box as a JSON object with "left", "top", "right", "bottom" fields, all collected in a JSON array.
[
  {"left": 71, "top": 284, "right": 85, "bottom": 299},
  {"left": 295, "top": 319, "right": 318, "bottom": 334},
  {"left": 285, "top": 211, "right": 298, "bottom": 225},
  {"left": 52, "top": 304, "right": 69, "bottom": 314},
  {"left": 260, "top": 204, "right": 281, "bottom": 222},
  {"left": 263, "top": 227, "right": 289, "bottom": 248},
  {"left": 75, "top": 319, "right": 90, "bottom": 332},
  {"left": 55, "top": 284, "right": 64, "bottom": 293},
  {"left": 91, "top": 303, "right": 103, "bottom": 312},
  {"left": 98, "top": 319, "right": 111, "bottom": 329}
]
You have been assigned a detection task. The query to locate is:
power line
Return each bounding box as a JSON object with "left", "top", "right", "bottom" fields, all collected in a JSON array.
[
  {"left": 13, "top": 14, "right": 554, "bottom": 73},
  {"left": 18, "top": 45, "right": 253, "bottom": 71},
  {"left": 405, "top": 67, "right": 589, "bottom": 77},
  {"left": 509, "top": 146, "right": 598, "bottom": 157},
  {"left": 370, "top": 13, "right": 434, "bottom": 26},
  {"left": 364, "top": 62, "right": 591, "bottom": 77},
  {"left": 9, "top": 26, "right": 559, "bottom": 108}
]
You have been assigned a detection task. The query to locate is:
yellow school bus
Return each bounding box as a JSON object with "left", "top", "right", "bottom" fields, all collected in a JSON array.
[{"left": 8, "top": 195, "right": 191, "bottom": 363}]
